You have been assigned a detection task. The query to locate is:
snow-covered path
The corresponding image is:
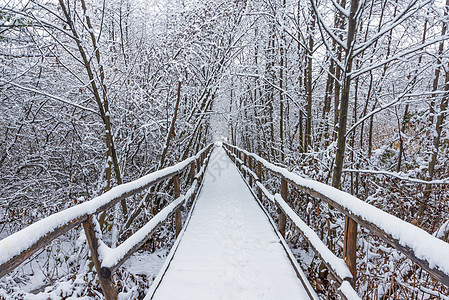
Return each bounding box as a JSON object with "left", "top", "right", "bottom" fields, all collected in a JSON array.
[{"left": 149, "top": 147, "right": 311, "bottom": 299}]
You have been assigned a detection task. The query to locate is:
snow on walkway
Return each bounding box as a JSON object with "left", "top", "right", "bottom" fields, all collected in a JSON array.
[{"left": 149, "top": 147, "right": 311, "bottom": 300}]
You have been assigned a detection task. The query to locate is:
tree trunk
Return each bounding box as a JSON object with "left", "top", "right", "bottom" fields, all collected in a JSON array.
[
  {"left": 332, "top": 0, "right": 359, "bottom": 189},
  {"left": 59, "top": 0, "right": 127, "bottom": 218},
  {"left": 305, "top": 15, "right": 315, "bottom": 152},
  {"left": 322, "top": 59, "right": 335, "bottom": 147},
  {"left": 331, "top": 0, "right": 360, "bottom": 284},
  {"left": 280, "top": 33, "right": 285, "bottom": 161},
  {"left": 158, "top": 81, "right": 182, "bottom": 170}
]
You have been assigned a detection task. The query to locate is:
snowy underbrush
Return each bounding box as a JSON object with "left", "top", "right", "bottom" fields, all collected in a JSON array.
[
  {"left": 0, "top": 184, "right": 193, "bottom": 299},
  {"left": 0, "top": 159, "right": 199, "bottom": 299},
  {"left": 0, "top": 224, "right": 172, "bottom": 300},
  {"left": 0, "top": 219, "right": 174, "bottom": 299}
]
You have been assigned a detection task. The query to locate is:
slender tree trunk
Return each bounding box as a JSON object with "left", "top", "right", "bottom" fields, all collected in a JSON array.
[
  {"left": 322, "top": 59, "right": 335, "bottom": 147},
  {"left": 420, "top": 3, "right": 449, "bottom": 218},
  {"left": 305, "top": 15, "right": 315, "bottom": 152},
  {"left": 59, "top": 0, "right": 127, "bottom": 218},
  {"left": 332, "top": 0, "right": 346, "bottom": 142},
  {"left": 280, "top": 31, "right": 285, "bottom": 161},
  {"left": 396, "top": 104, "right": 409, "bottom": 172},
  {"left": 360, "top": 73, "right": 373, "bottom": 150},
  {"left": 398, "top": 19, "right": 428, "bottom": 172},
  {"left": 331, "top": 0, "right": 360, "bottom": 283},
  {"left": 158, "top": 82, "right": 182, "bottom": 169},
  {"left": 332, "top": 0, "right": 359, "bottom": 189}
]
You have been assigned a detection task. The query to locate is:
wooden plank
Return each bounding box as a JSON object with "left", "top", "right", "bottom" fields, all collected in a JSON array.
[{"left": 83, "top": 216, "right": 117, "bottom": 300}]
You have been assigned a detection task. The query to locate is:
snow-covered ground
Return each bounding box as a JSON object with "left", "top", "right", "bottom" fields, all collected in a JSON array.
[{"left": 148, "top": 147, "right": 312, "bottom": 299}]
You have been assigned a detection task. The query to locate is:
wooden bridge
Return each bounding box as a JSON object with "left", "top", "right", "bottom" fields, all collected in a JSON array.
[{"left": 0, "top": 143, "right": 448, "bottom": 299}]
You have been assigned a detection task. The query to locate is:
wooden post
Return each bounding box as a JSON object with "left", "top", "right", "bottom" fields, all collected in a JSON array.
[
  {"left": 196, "top": 157, "right": 201, "bottom": 173},
  {"left": 242, "top": 153, "right": 247, "bottom": 178},
  {"left": 238, "top": 151, "right": 242, "bottom": 170},
  {"left": 279, "top": 177, "right": 287, "bottom": 238},
  {"left": 82, "top": 217, "right": 117, "bottom": 300},
  {"left": 257, "top": 162, "right": 262, "bottom": 201},
  {"left": 173, "top": 174, "right": 182, "bottom": 237},
  {"left": 190, "top": 161, "right": 195, "bottom": 185},
  {"left": 236, "top": 151, "right": 240, "bottom": 168},
  {"left": 343, "top": 217, "right": 358, "bottom": 285},
  {"left": 248, "top": 156, "right": 253, "bottom": 187}
]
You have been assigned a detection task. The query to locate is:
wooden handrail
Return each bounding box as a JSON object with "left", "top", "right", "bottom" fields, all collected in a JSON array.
[
  {"left": 223, "top": 143, "right": 449, "bottom": 292},
  {"left": 0, "top": 143, "right": 214, "bottom": 299},
  {"left": 224, "top": 147, "right": 354, "bottom": 288}
]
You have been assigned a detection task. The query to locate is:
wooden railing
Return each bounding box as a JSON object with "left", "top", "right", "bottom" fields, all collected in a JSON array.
[
  {"left": 223, "top": 143, "right": 449, "bottom": 298},
  {"left": 0, "top": 143, "right": 214, "bottom": 299}
]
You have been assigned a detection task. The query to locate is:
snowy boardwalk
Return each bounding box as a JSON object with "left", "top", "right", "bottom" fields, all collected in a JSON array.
[{"left": 148, "top": 147, "right": 312, "bottom": 299}]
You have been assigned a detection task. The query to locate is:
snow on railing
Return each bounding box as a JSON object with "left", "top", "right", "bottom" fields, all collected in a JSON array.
[
  {"left": 227, "top": 147, "right": 359, "bottom": 299},
  {"left": 0, "top": 143, "right": 214, "bottom": 299},
  {"left": 100, "top": 175, "right": 202, "bottom": 272},
  {"left": 224, "top": 143, "right": 449, "bottom": 295},
  {"left": 254, "top": 179, "right": 356, "bottom": 296}
]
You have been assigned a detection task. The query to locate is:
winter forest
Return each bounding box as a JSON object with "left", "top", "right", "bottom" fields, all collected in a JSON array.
[{"left": 1, "top": 0, "right": 449, "bottom": 298}]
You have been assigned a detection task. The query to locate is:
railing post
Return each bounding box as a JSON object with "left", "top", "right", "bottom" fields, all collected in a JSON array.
[
  {"left": 257, "top": 162, "right": 262, "bottom": 201},
  {"left": 82, "top": 216, "right": 117, "bottom": 300},
  {"left": 248, "top": 156, "right": 253, "bottom": 187},
  {"left": 242, "top": 153, "right": 247, "bottom": 178},
  {"left": 236, "top": 150, "right": 240, "bottom": 168},
  {"left": 173, "top": 174, "right": 182, "bottom": 237},
  {"left": 238, "top": 151, "right": 242, "bottom": 170},
  {"left": 343, "top": 217, "right": 358, "bottom": 285},
  {"left": 196, "top": 156, "right": 201, "bottom": 173},
  {"left": 279, "top": 177, "right": 288, "bottom": 238},
  {"left": 190, "top": 161, "right": 195, "bottom": 185}
]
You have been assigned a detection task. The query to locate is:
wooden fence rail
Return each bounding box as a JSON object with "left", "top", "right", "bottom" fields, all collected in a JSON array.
[
  {"left": 223, "top": 143, "right": 449, "bottom": 294},
  {"left": 223, "top": 145, "right": 356, "bottom": 300},
  {"left": 0, "top": 144, "right": 214, "bottom": 299}
]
